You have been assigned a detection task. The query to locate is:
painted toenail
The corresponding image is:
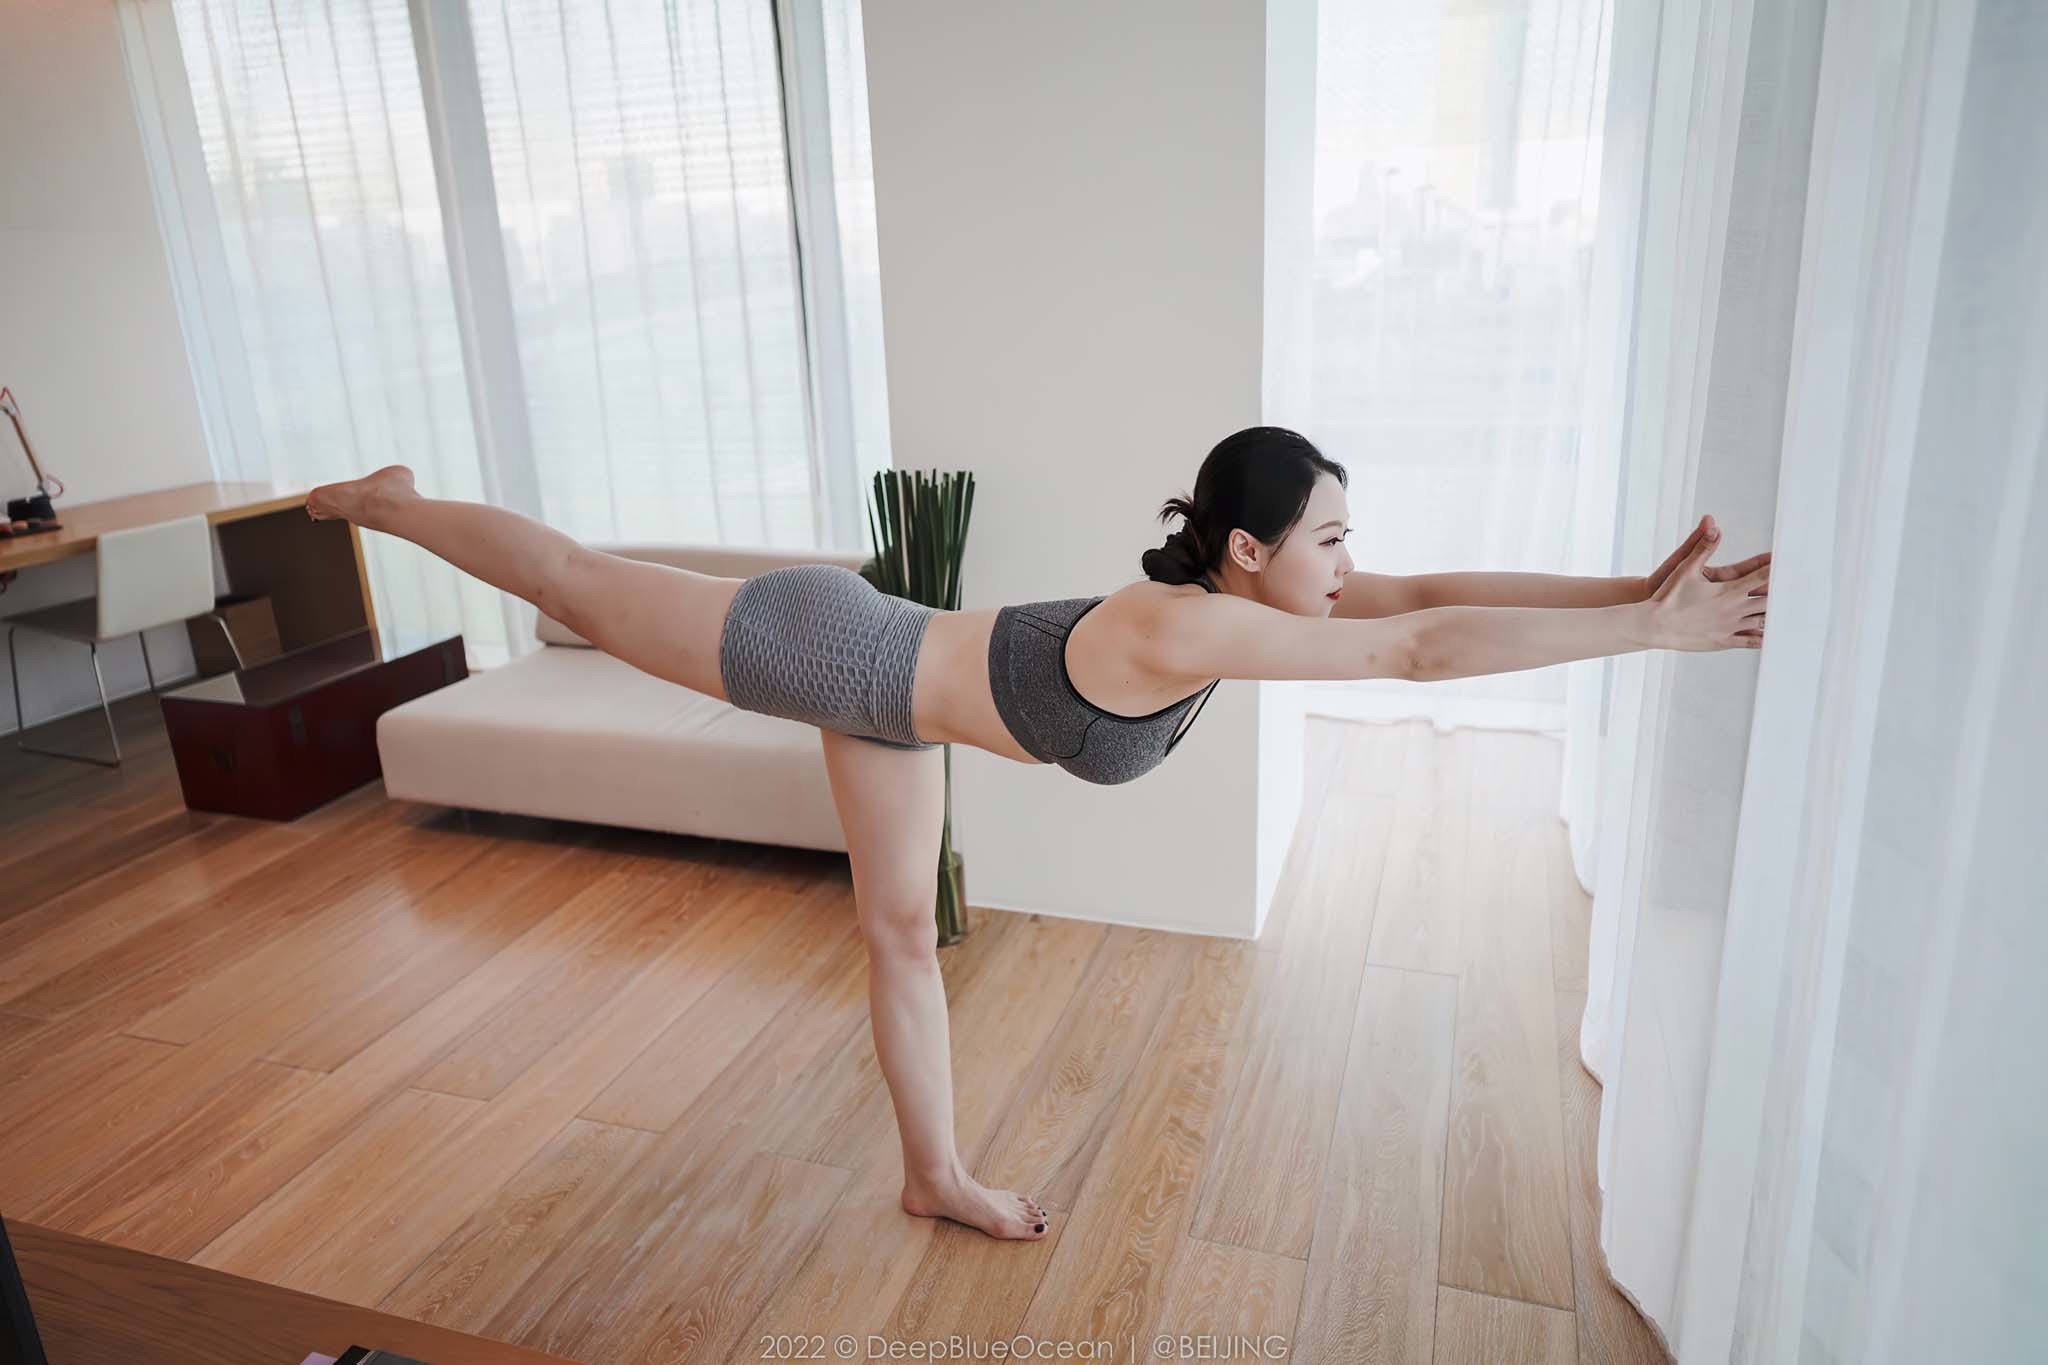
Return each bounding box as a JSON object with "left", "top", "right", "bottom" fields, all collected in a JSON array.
[{"left": 1034, "top": 1222, "right": 1045, "bottom": 1232}]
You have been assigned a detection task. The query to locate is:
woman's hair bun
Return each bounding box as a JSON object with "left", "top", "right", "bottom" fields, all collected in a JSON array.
[{"left": 1142, "top": 500, "right": 1210, "bottom": 586}]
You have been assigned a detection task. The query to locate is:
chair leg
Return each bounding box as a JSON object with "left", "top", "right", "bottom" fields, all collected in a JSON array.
[
  {"left": 9, "top": 629, "right": 122, "bottom": 768},
  {"left": 8, "top": 625, "right": 25, "bottom": 742},
  {"left": 91, "top": 643, "right": 122, "bottom": 766},
  {"left": 139, "top": 630, "right": 159, "bottom": 695}
]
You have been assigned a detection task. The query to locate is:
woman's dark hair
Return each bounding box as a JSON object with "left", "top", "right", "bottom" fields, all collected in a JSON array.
[{"left": 1141, "top": 426, "right": 1349, "bottom": 586}]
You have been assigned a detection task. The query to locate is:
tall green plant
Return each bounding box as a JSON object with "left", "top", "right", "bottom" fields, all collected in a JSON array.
[{"left": 860, "top": 468, "right": 976, "bottom": 944}]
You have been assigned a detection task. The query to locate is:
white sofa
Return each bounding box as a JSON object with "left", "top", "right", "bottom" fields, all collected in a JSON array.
[{"left": 375, "top": 543, "right": 867, "bottom": 854}]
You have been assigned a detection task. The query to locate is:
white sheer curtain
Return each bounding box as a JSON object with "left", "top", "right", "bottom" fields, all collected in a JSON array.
[
  {"left": 817, "top": 0, "right": 892, "bottom": 511},
  {"left": 119, "top": 0, "right": 890, "bottom": 665},
  {"left": 469, "top": 0, "right": 811, "bottom": 545},
  {"left": 1571, "top": 0, "right": 2047, "bottom": 1357},
  {"left": 1308, "top": 0, "right": 1613, "bottom": 734},
  {"left": 121, "top": 0, "right": 507, "bottom": 656},
  {"left": 1567, "top": 0, "right": 1817, "bottom": 1348}
]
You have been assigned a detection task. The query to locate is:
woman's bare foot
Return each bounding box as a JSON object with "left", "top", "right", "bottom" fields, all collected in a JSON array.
[
  {"left": 306, "top": 464, "right": 416, "bottom": 527},
  {"left": 901, "top": 1166, "right": 1049, "bottom": 1241}
]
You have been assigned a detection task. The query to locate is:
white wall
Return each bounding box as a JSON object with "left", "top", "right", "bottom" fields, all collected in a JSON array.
[
  {"left": 863, "top": 0, "right": 1315, "bottom": 939},
  {"left": 0, "top": 0, "right": 213, "bottom": 738}
]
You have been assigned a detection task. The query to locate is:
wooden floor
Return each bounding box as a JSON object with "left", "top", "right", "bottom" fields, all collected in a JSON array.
[{"left": 0, "top": 693, "right": 1669, "bottom": 1364}]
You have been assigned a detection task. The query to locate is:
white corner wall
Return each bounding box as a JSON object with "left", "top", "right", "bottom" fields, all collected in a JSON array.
[
  {"left": 862, "top": 0, "right": 1316, "bottom": 939},
  {"left": 0, "top": 0, "right": 213, "bottom": 735}
]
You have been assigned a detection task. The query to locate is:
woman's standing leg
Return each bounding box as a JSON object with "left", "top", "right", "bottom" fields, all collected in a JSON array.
[
  {"left": 816, "top": 727, "right": 1048, "bottom": 1241},
  {"left": 307, "top": 465, "right": 738, "bottom": 700}
]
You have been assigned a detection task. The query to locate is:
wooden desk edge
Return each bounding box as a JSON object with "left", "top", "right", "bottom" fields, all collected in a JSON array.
[
  {"left": 0, "top": 483, "right": 315, "bottom": 572},
  {"left": 6, "top": 1216, "right": 577, "bottom": 1364}
]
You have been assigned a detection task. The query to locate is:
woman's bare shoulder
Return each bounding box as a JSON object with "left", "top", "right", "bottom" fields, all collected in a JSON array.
[
  {"left": 1095, "top": 577, "right": 1215, "bottom": 625},
  {"left": 1099, "top": 577, "right": 1213, "bottom": 602},
  {"left": 1087, "top": 578, "right": 1229, "bottom": 680}
]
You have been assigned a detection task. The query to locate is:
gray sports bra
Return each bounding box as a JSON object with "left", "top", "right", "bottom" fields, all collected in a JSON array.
[{"left": 986, "top": 575, "right": 1223, "bottom": 785}]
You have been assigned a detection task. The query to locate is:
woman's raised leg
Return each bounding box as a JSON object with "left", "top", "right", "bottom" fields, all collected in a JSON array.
[
  {"left": 817, "top": 727, "right": 1049, "bottom": 1241},
  {"left": 307, "top": 465, "right": 739, "bottom": 700}
]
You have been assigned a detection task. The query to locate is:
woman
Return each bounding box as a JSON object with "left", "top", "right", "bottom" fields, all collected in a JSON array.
[{"left": 306, "top": 425, "right": 1769, "bottom": 1244}]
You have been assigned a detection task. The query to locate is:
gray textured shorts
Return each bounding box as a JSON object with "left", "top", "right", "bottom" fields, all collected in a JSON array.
[{"left": 716, "top": 562, "right": 939, "bottom": 751}]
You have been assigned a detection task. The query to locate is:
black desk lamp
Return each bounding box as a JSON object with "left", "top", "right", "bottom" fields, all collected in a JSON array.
[{"left": 0, "top": 387, "right": 64, "bottom": 526}]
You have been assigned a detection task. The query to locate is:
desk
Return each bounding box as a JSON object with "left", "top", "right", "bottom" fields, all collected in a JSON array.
[
  {"left": 4, "top": 1216, "right": 575, "bottom": 1364},
  {"left": 0, "top": 481, "right": 378, "bottom": 654}
]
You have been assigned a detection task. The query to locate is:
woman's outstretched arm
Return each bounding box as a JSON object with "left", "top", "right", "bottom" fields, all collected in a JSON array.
[
  {"left": 1394, "top": 514, "right": 1772, "bottom": 612},
  {"left": 1408, "top": 601, "right": 1656, "bottom": 680},
  {"left": 1413, "top": 526, "right": 1768, "bottom": 677},
  {"left": 1153, "top": 524, "right": 1767, "bottom": 684},
  {"left": 1329, "top": 567, "right": 1639, "bottom": 619},
  {"left": 1404, "top": 569, "right": 1646, "bottom": 611},
  {"left": 1150, "top": 591, "right": 1649, "bottom": 684}
]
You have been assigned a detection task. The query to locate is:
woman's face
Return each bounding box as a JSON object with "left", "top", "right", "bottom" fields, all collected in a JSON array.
[{"left": 1228, "top": 472, "right": 1356, "bottom": 616}]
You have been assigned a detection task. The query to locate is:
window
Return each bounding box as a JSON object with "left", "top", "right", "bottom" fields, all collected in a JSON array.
[
  {"left": 120, "top": 0, "right": 891, "bottom": 659},
  {"left": 467, "top": 0, "right": 811, "bottom": 543},
  {"left": 1308, "top": 0, "right": 1613, "bottom": 731}
]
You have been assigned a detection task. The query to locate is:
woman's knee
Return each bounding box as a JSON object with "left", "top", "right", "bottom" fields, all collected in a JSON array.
[
  {"left": 858, "top": 899, "right": 941, "bottom": 962},
  {"left": 534, "top": 541, "right": 599, "bottom": 635},
  {"left": 551, "top": 546, "right": 665, "bottom": 659}
]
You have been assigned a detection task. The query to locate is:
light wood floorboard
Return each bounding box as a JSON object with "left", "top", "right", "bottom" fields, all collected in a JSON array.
[{"left": 0, "top": 704, "right": 1670, "bottom": 1362}]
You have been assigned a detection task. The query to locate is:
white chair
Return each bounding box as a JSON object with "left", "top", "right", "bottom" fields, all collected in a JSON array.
[{"left": 6, "top": 513, "right": 236, "bottom": 766}]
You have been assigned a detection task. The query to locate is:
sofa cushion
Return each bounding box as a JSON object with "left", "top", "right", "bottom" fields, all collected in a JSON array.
[{"left": 375, "top": 645, "right": 850, "bottom": 853}]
